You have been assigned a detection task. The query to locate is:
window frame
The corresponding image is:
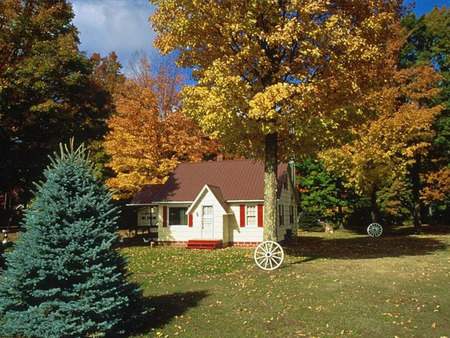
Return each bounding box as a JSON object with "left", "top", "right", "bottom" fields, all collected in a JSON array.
[
  {"left": 246, "top": 205, "right": 257, "bottom": 228},
  {"left": 168, "top": 206, "right": 188, "bottom": 226},
  {"left": 289, "top": 205, "right": 294, "bottom": 225},
  {"left": 278, "top": 204, "right": 284, "bottom": 226}
]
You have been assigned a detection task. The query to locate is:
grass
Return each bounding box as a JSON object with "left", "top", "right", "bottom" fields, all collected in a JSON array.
[
  {"left": 123, "top": 225, "right": 450, "bottom": 337},
  {"left": 2, "top": 226, "right": 448, "bottom": 336}
]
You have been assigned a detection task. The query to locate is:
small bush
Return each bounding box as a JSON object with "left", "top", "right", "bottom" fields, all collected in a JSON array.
[{"left": 298, "top": 212, "right": 322, "bottom": 231}]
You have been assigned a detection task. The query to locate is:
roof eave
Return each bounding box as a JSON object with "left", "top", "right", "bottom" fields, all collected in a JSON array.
[{"left": 126, "top": 203, "right": 158, "bottom": 207}]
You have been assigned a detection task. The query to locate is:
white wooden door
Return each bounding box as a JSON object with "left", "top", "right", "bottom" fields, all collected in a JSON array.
[{"left": 201, "top": 205, "right": 214, "bottom": 238}]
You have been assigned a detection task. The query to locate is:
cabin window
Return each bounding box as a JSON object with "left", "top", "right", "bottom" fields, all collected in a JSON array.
[
  {"left": 169, "top": 207, "right": 188, "bottom": 226},
  {"left": 141, "top": 214, "right": 157, "bottom": 222},
  {"left": 278, "top": 205, "right": 284, "bottom": 226},
  {"left": 289, "top": 205, "right": 294, "bottom": 225},
  {"left": 246, "top": 205, "right": 257, "bottom": 227}
]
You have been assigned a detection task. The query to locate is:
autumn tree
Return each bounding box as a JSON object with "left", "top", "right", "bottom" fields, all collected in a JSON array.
[
  {"left": 320, "top": 63, "right": 443, "bottom": 231},
  {"left": 104, "top": 55, "right": 217, "bottom": 199},
  {"left": 151, "top": 0, "right": 403, "bottom": 240},
  {"left": 421, "top": 167, "right": 450, "bottom": 222},
  {"left": 401, "top": 7, "right": 449, "bottom": 221},
  {"left": 0, "top": 0, "right": 117, "bottom": 203}
]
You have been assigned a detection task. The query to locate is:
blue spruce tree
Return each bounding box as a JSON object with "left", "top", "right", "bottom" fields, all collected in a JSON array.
[{"left": 0, "top": 141, "right": 145, "bottom": 337}]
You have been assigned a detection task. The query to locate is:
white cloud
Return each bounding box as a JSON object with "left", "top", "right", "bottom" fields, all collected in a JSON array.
[{"left": 71, "top": 0, "right": 156, "bottom": 68}]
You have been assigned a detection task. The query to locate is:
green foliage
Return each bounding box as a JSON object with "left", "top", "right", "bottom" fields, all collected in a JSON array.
[
  {"left": 402, "top": 7, "right": 450, "bottom": 150},
  {"left": 399, "top": 7, "right": 449, "bottom": 224},
  {"left": 0, "top": 243, "right": 4, "bottom": 270},
  {"left": 377, "top": 179, "right": 413, "bottom": 227},
  {"left": 0, "top": 1, "right": 119, "bottom": 202},
  {"left": 400, "top": 8, "right": 449, "bottom": 73},
  {"left": 343, "top": 196, "right": 373, "bottom": 230},
  {"left": 298, "top": 211, "right": 321, "bottom": 231},
  {"left": 296, "top": 158, "right": 346, "bottom": 224},
  {"left": 0, "top": 142, "right": 145, "bottom": 337}
]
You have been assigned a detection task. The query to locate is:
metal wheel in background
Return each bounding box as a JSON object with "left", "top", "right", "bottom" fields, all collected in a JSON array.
[
  {"left": 367, "top": 223, "right": 383, "bottom": 237},
  {"left": 254, "top": 241, "right": 284, "bottom": 270}
]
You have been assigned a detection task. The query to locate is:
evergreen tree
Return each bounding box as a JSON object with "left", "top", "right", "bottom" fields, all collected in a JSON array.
[
  {"left": 0, "top": 142, "right": 144, "bottom": 337},
  {"left": 0, "top": 242, "right": 5, "bottom": 270},
  {"left": 297, "top": 158, "right": 345, "bottom": 219}
]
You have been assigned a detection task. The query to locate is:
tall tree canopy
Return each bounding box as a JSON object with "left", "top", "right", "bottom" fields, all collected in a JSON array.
[
  {"left": 0, "top": 0, "right": 118, "bottom": 202},
  {"left": 151, "top": 0, "right": 403, "bottom": 240},
  {"left": 401, "top": 7, "right": 450, "bottom": 219},
  {"left": 320, "top": 61, "right": 443, "bottom": 228},
  {"left": 104, "top": 56, "right": 217, "bottom": 199}
]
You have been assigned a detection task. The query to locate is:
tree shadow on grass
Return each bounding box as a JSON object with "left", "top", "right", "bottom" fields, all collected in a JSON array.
[
  {"left": 131, "top": 291, "right": 209, "bottom": 335},
  {"left": 285, "top": 234, "right": 447, "bottom": 262}
]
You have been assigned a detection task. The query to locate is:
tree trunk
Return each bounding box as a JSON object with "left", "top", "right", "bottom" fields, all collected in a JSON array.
[
  {"left": 370, "top": 188, "right": 380, "bottom": 224},
  {"left": 411, "top": 155, "right": 422, "bottom": 234},
  {"left": 337, "top": 179, "right": 344, "bottom": 229},
  {"left": 263, "top": 132, "right": 278, "bottom": 241}
]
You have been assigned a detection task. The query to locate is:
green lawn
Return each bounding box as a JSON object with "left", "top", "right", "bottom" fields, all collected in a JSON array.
[
  {"left": 2, "top": 225, "right": 448, "bottom": 337},
  {"left": 125, "top": 226, "right": 450, "bottom": 337},
  {"left": 3, "top": 226, "right": 448, "bottom": 336}
]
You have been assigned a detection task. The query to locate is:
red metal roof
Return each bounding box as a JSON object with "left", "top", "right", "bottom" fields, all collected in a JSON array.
[
  {"left": 152, "top": 159, "right": 288, "bottom": 202},
  {"left": 128, "top": 184, "right": 164, "bottom": 205}
]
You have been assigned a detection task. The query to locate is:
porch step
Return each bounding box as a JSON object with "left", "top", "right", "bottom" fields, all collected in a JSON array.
[{"left": 185, "top": 239, "right": 222, "bottom": 250}]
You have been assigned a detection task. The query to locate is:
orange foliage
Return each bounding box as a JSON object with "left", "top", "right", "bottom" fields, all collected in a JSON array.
[
  {"left": 103, "top": 58, "right": 217, "bottom": 199},
  {"left": 421, "top": 167, "right": 450, "bottom": 205}
]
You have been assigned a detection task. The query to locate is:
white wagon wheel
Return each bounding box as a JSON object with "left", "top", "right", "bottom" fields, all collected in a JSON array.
[
  {"left": 254, "top": 241, "right": 284, "bottom": 271},
  {"left": 367, "top": 223, "right": 383, "bottom": 237}
]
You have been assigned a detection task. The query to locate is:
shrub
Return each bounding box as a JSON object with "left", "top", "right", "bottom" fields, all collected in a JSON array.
[{"left": 298, "top": 212, "right": 322, "bottom": 231}]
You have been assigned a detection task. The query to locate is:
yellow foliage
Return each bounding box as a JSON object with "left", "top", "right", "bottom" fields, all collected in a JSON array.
[
  {"left": 150, "top": 0, "right": 403, "bottom": 160},
  {"left": 320, "top": 63, "right": 444, "bottom": 195}
]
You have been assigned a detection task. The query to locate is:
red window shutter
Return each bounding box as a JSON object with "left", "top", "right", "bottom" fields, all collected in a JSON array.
[
  {"left": 188, "top": 214, "right": 193, "bottom": 227},
  {"left": 257, "top": 204, "right": 264, "bottom": 227},
  {"left": 163, "top": 206, "right": 167, "bottom": 227},
  {"left": 240, "top": 205, "right": 245, "bottom": 227}
]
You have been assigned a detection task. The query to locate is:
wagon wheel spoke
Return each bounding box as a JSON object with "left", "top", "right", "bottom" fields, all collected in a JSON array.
[
  {"left": 268, "top": 257, "right": 274, "bottom": 269},
  {"left": 258, "top": 256, "right": 269, "bottom": 269},
  {"left": 270, "top": 257, "right": 278, "bottom": 267},
  {"left": 254, "top": 241, "right": 285, "bottom": 271},
  {"left": 271, "top": 253, "right": 283, "bottom": 260},
  {"left": 255, "top": 253, "right": 267, "bottom": 264},
  {"left": 256, "top": 254, "right": 266, "bottom": 264}
]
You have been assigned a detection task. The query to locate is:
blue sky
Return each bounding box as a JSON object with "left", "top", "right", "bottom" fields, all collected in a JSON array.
[
  {"left": 407, "top": 0, "right": 449, "bottom": 16},
  {"left": 71, "top": 0, "right": 449, "bottom": 75}
]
